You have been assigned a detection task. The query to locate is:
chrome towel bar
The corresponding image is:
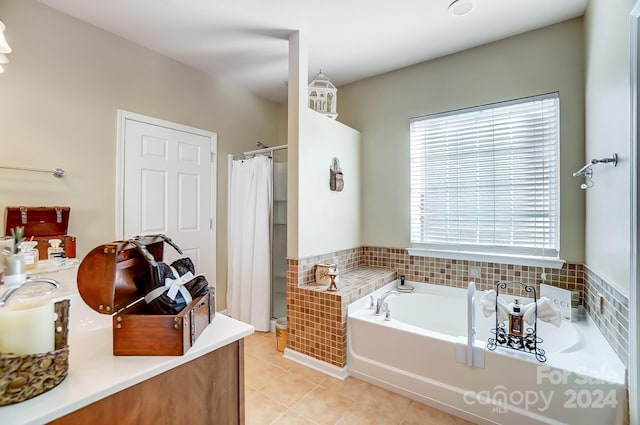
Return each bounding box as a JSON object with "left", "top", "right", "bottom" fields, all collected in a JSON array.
[{"left": 0, "top": 165, "right": 65, "bottom": 178}]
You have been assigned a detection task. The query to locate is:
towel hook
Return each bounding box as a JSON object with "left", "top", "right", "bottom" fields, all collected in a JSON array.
[{"left": 572, "top": 153, "right": 617, "bottom": 189}]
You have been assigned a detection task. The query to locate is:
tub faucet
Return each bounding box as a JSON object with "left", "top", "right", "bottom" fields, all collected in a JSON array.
[{"left": 375, "top": 289, "right": 401, "bottom": 315}]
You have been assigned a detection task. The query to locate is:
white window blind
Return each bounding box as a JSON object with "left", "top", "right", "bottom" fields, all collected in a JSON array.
[{"left": 410, "top": 93, "right": 560, "bottom": 261}]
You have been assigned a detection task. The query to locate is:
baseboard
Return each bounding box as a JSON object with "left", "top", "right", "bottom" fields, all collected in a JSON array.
[{"left": 283, "top": 348, "right": 348, "bottom": 380}]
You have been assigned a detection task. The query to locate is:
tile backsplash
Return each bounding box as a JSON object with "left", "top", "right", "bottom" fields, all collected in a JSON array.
[
  {"left": 362, "top": 246, "right": 584, "bottom": 299},
  {"left": 583, "top": 266, "right": 629, "bottom": 367},
  {"left": 286, "top": 246, "right": 630, "bottom": 368}
]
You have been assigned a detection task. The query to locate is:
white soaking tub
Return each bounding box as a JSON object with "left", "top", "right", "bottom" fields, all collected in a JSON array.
[{"left": 347, "top": 281, "right": 627, "bottom": 425}]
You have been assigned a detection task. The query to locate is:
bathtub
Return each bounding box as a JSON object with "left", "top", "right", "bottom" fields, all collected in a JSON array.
[{"left": 347, "top": 281, "right": 627, "bottom": 425}]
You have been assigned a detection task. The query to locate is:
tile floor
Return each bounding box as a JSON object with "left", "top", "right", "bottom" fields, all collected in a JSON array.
[{"left": 244, "top": 331, "right": 475, "bottom": 425}]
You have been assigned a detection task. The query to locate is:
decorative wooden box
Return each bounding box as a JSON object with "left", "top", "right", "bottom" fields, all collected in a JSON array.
[
  {"left": 77, "top": 236, "right": 215, "bottom": 356},
  {"left": 4, "top": 206, "right": 76, "bottom": 260}
]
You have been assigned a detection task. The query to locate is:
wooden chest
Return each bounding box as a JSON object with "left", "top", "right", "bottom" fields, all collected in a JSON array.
[
  {"left": 77, "top": 235, "right": 215, "bottom": 356},
  {"left": 4, "top": 206, "right": 76, "bottom": 259}
]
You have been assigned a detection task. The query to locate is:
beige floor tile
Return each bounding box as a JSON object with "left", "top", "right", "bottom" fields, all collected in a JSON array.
[
  {"left": 288, "top": 364, "right": 330, "bottom": 385},
  {"left": 246, "top": 332, "right": 296, "bottom": 372},
  {"left": 320, "top": 376, "right": 372, "bottom": 402},
  {"left": 272, "top": 411, "right": 319, "bottom": 425},
  {"left": 258, "top": 330, "right": 275, "bottom": 339},
  {"left": 245, "top": 388, "right": 288, "bottom": 425},
  {"left": 244, "top": 332, "right": 477, "bottom": 425},
  {"left": 401, "top": 401, "right": 476, "bottom": 425},
  {"left": 260, "top": 370, "right": 319, "bottom": 407},
  {"left": 263, "top": 348, "right": 298, "bottom": 371},
  {"left": 245, "top": 357, "right": 285, "bottom": 391},
  {"left": 290, "top": 387, "right": 355, "bottom": 425},
  {"left": 270, "top": 353, "right": 298, "bottom": 371},
  {"left": 246, "top": 331, "right": 277, "bottom": 357},
  {"left": 357, "top": 385, "right": 412, "bottom": 421},
  {"left": 336, "top": 401, "right": 402, "bottom": 425}
]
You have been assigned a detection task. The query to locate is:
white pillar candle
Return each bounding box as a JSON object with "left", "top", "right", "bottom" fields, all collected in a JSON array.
[{"left": 0, "top": 301, "right": 55, "bottom": 355}]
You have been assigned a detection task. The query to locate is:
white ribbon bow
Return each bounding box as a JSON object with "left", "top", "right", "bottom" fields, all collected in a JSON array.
[{"left": 164, "top": 266, "right": 194, "bottom": 304}]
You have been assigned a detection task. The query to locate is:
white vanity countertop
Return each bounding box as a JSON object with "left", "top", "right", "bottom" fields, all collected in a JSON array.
[{"left": 0, "top": 266, "right": 254, "bottom": 425}]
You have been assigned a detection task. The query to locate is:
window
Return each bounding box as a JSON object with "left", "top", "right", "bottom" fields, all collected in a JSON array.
[{"left": 409, "top": 93, "right": 561, "bottom": 267}]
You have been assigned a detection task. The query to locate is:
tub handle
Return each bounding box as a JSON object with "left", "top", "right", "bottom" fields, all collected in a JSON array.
[
  {"left": 368, "top": 295, "right": 375, "bottom": 310},
  {"left": 383, "top": 302, "right": 391, "bottom": 321},
  {"left": 467, "top": 281, "right": 476, "bottom": 367}
]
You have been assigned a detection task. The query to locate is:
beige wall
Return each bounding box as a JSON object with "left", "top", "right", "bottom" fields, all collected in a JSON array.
[
  {"left": 0, "top": 0, "right": 279, "bottom": 309},
  {"left": 584, "top": 0, "right": 635, "bottom": 296},
  {"left": 287, "top": 32, "right": 362, "bottom": 259},
  {"left": 298, "top": 109, "right": 361, "bottom": 257},
  {"left": 286, "top": 31, "right": 305, "bottom": 259},
  {"left": 337, "top": 18, "right": 586, "bottom": 264}
]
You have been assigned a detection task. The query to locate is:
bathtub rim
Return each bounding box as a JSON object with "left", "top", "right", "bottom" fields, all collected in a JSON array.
[
  {"left": 348, "top": 279, "right": 626, "bottom": 385},
  {"left": 382, "top": 291, "right": 583, "bottom": 355}
]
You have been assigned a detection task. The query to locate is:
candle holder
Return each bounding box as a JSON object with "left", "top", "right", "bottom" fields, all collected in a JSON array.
[
  {"left": 4, "top": 226, "right": 26, "bottom": 287},
  {"left": 0, "top": 299, "right": 69, "bottom": 405},
  {"left": 326, "top": 272, "right": 338, "bottom": 292},
  {"left": 314, "top": 264, "right": 336, "bottom": 285},
  {"left": 4, "top": 253, "right": 26, "bottom": 287}
]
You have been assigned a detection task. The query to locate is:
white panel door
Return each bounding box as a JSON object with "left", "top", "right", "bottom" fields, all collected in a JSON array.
[{"left": 121, "top": 115, "right": 215, "bottom": 279}]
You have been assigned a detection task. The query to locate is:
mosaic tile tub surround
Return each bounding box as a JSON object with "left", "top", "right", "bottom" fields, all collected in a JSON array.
[
  {"left": 286, "top": 256, "right": 395, "bottom": 367},
  {"left": 362, "top": 247, "right": 584, "bottom": 298},
  {"left": 583, "top": 266, "right": 630, "bottom": 366},
  {"left": 286, "top": 246, "right": 630, "bottom": 368}
]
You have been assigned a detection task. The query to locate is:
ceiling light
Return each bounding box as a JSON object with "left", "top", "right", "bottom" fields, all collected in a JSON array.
[
  {"left": 0, "top": 53, "right": 8, "bottom": 64},
  {"left": 448, "top": 0, "right": 476, "bottom": 16}
]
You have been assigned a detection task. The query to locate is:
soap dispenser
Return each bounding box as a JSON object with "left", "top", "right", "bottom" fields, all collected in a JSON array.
[{"left": 508, "top": 299, "right": 524, "bottom": 337}]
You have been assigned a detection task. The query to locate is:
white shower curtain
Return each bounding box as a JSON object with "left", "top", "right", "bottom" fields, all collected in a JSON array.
[{"left": 227, "top": 155, "right": 272, "bottom": 331}]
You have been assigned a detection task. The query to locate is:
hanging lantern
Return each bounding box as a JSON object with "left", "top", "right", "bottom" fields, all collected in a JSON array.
[
  {"left": 0, "top": 19, "right": 13, "bottom": 74},
  {"left": 308, "top": 70, "right": 338, "bottom": 119}
]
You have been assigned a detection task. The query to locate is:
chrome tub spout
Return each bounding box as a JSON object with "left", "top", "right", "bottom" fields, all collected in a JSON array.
[{"left": 375, "top": 289, "right": 401, "bottom": 315}]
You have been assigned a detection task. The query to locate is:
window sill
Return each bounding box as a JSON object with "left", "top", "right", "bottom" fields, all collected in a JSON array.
[{"left": 406, "top": 247, "right": 566, "bottom": 269}]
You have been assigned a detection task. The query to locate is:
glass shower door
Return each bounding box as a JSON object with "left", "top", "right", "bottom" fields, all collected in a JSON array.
[{"left": 272, "top": 161, "right": 287, "bottom": 320}]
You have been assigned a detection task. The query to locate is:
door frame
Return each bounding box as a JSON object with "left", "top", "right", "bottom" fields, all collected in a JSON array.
[
  {"left": 115, "top": 110, "right": 218, "bottom": 282},
  {"left": 630, "top": 3, "right": 640, "bottom": 424}
]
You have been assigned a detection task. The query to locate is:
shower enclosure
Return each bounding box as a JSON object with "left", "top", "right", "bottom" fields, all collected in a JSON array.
[
  {"left": 271, "top": 151, "right": 287, "bottom": 320},
  {"left": 227, "top": 143, "right": 287, "bottom": 330}
]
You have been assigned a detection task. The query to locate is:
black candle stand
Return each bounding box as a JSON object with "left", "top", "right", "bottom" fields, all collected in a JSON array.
[{"left": 486, "top": 281, "right": 546, "bottom": 362}]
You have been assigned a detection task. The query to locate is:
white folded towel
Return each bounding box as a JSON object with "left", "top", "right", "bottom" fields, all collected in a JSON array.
[
  {"left": 479, "top": 290, "right": 561, "bottom": 327},
  {"left": 522, "top": 297, "right": 561, "bottom": 327},
  {"left": 480, "top": 290, "right": 509, "bottom": 322}
]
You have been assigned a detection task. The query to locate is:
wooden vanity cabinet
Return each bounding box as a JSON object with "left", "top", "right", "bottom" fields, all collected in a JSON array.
[{"left": 49, "top": 339, "right": 244, "bottom": 425}]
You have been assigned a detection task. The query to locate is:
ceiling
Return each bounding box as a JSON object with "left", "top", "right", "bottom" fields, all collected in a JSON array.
[{"left": 38, "top": 0, "right": 588, "bottom": 103}]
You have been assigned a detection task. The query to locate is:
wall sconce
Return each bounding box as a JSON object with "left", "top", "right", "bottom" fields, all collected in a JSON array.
[
  {"left": 0, "top": 19, "right": 13, "bottom": 74},
  {"left": 572, "top": 153, "right": 618, "bottom": 189},
  {"left": 329, "top": 157, "right": 344, "bottom": 191}
]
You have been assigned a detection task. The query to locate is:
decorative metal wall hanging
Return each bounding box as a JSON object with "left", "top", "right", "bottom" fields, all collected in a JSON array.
[{"left": 329, "top": 157, "right": 344, "bottom": 191}]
